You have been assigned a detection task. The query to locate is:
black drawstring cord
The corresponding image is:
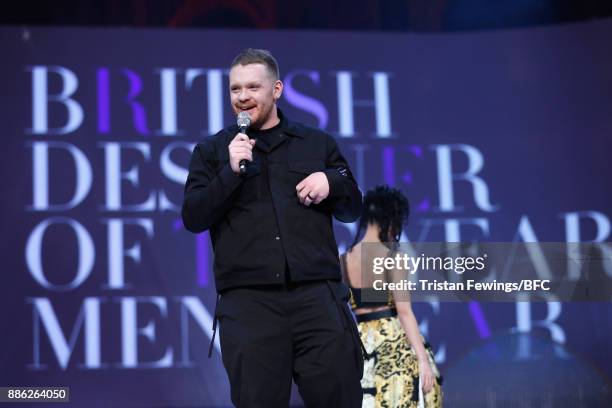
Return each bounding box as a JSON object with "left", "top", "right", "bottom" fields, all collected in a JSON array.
[{"left": 207, "top": 294, "right": 220, "bottom": 358}]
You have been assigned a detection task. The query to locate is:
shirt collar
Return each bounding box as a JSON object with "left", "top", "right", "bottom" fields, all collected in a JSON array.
[{"left": 277, "top": 108, "right": 305, "bottom": 138}]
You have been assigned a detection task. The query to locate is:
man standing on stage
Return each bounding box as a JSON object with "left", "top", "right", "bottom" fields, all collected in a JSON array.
[{"left": 182, "top": 49, "right": 364, "bottom": 407}]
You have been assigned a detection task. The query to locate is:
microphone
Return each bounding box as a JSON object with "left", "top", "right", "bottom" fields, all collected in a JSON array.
[{"left": 237, "top": 111, "right": 251, "bottom": 174}]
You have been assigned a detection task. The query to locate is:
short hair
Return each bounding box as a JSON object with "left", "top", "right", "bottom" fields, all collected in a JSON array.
[
  {"left": 231, "top": 48, "right": 280, "bottom": 80},
  {"left": 350, "top": 185, "right": 410, "bottom": 249}
]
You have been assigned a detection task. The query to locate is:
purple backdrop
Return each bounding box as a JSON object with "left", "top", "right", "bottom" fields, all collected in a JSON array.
[{"left": 1, "top": 20, "right": 611, "bottom": 407}]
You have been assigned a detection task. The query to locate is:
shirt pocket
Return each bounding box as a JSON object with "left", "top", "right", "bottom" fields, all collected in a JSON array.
[
  {"left": 287, "top": 161, "right": 328, "bottom": 205},
  {"left": 288, "top": 160, "right": 326, "bottom": 175}
]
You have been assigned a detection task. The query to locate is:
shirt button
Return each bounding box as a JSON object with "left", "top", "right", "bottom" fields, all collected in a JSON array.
[
  {"left": 275, "top": 273, "right": 280, "bottom": 278},
  {"left": 275, "top": 236, "right": 280, "bottom": 240}
]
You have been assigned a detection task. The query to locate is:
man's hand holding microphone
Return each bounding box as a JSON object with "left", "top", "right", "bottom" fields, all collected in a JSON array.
[
  {"left": 229, "top": 111, "right": 255, "bottom": 174},
  {"left": 229, "top": 133, "right": 256, "bottom": 174}
]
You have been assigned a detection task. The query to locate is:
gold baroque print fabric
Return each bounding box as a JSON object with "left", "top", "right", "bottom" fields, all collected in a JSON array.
[{"left": 358, "top": 316, "right": 443, "bottom": 408}]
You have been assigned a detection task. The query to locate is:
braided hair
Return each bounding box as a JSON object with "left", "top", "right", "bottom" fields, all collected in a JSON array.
[{"left": 349, "top": 185, "right": 410, "bottom": 251}]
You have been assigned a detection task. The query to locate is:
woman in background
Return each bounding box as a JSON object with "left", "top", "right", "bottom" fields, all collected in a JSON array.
[{"left": 341, "top": 185, "right": 443, "bottom": 407}]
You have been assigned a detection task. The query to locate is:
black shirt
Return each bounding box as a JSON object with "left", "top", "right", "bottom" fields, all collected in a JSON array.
[
  {"left": 250, "top": 119, "right": 283, "bottom": 150},
  {"left": 182, "top": 109, "right": 362, "bottom": 292}
]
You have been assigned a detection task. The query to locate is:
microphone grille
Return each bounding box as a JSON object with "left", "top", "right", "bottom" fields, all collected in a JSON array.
[{"left": 237, "top": 111, "right": 251, "bottom": 127}]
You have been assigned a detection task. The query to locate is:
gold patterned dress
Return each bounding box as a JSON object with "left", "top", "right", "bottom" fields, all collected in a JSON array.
[{"left": 357, "top": 310, "right": 443, "bottom": 408}]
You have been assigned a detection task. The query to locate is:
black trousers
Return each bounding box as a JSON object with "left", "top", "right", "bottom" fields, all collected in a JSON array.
[{"left": 216, "top": 280, "right": 364, "bottom": 408}]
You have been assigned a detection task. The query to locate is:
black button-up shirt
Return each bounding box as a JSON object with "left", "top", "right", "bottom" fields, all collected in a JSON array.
[{"left": 182, "top": 110, "right": 362, "bottom": 292}]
